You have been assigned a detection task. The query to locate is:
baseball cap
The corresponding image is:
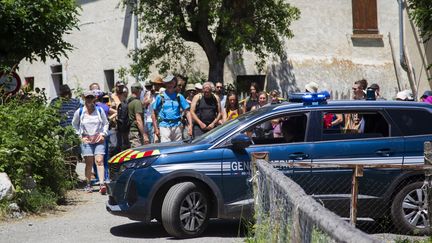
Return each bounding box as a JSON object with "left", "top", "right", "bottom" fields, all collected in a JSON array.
[
  {"left": 195, "top": 83, "right": 203, "bottom": 90},
  {"left": 305, "top": 81, "right": 319, "bottom": 93},
  {"left": 115, "top": 81, "right": 125, "bottom": 87},
  {"left": 421, "top": 90, "right": 432, "bottom": 99},
  {"left": 93, "top": 89, "right": 104, "bottom": 98},
  {"left": 131, "top": 82, "right": 142, "bottom": 89},
  {"left": 185, "top": 83, "right": 195, "bottom": 92},
  {"left": 83, "top": 90, "right": 95, "bottom": 98},
  {"left": 162, "top": 74, "right": 175, "bottom": 83}
]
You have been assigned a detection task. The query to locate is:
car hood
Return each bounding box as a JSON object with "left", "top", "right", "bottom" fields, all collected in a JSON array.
[{"left": 108, "top": 141, "right": 211, "bottom": 164}]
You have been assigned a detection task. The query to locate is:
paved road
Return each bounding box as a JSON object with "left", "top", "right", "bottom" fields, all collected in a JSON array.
[{"left": 0, "top": 164, "right": 246, "bottom": 243}]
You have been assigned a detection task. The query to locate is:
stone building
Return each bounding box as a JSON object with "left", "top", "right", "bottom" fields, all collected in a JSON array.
[{"left": 17, "top": 0, "right": 432, "bottom": 101}]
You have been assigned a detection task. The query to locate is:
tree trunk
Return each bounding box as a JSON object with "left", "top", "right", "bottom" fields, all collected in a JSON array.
[{"left": 208, "top": 56, "right": 226, "bottom": 84}]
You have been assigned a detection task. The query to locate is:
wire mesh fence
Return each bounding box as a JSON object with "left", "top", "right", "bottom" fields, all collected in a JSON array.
[
  {"left": 252, "top": 154, "right": 380, "bottom": 243},
  {"left": 251, "top": 148, "right": 432, "bottom": 242}
]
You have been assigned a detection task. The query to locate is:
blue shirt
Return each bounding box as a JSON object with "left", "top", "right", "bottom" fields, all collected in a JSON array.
[
  {"left": 51, "top": 97, "right": 81, "bottom": 127},
  {"left": 152, "top": 91, "right": 190, "bottom": 127}
]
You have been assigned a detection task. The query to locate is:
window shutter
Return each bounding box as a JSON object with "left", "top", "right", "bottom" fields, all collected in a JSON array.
[{"left": 352, "top": 0, "right": 379, "bottom": 34}]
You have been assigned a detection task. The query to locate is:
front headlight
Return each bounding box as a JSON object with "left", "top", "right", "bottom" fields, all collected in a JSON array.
[{"left": 120, "top": 156, "right": 159, "bottom": 173}]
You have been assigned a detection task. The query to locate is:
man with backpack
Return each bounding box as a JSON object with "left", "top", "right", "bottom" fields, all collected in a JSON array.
[
  {"left": 126, "top": 82, "right": 149, "bottom": 147},
  {"left": 190, "top": 81, "right": 222, "bottom": 137},
  {"left": 152, "top": 74, "right": 192, "bottom": 143}
]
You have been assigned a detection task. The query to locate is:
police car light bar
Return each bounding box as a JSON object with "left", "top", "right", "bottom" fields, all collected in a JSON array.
[{"left": 288, "top": 91, "right": 330, "bottom": 105}]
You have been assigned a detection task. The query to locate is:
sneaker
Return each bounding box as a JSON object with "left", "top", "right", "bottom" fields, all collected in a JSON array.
[
  {"left": 99, "top": 184, "right": 107, "bottom": 195},
  {"left": 84, "top": 184, "right": 92, "bottom": 193}
]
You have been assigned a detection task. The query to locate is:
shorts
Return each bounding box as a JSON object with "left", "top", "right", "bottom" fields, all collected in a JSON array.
[{"left": 81, "top": 143, "right": 105, "bottom": 157}]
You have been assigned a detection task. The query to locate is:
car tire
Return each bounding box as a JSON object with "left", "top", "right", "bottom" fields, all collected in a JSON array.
[
  {"left": 391, "top": 181, "right": 431, "bottom": 235},
  {"left": 161, "top": 182, "right": 209, "bottom": 238}
]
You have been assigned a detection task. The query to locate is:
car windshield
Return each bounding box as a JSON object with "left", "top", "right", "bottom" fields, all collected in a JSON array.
[{"left": 191, "top": 106, "right": 274, "bottom": 144}]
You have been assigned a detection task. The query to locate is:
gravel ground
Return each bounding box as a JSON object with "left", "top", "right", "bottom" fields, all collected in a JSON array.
[{"left": 0, "top": 163, "right": 246, "bottom": 243}]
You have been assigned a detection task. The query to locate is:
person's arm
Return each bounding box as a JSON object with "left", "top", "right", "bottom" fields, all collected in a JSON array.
[
  {"left": 96, "top": 109, "right": 109, "bottom": 143},
  {"left": 207, "top": 95, "right": 222, "bottom": 130},
  {"left": 222, "top": 108, "right": 228, "bottom": 123},
  {"left": 71, "top": 109, "right": 81, "bottom": 136},
  {"left": 151, "top": 96, "right": 161, "bottom": 139},
  {"left": 108, "top": 107, "right": 117, "bottom": 121},
  {"left": 190, "top": 95, "right": 206, "bottom": 130},
  {"left": 135, "top": 112, "right": 149, "bottom": 143},
  {"left": 241, "top": 99, "right": 247, "bottom": 114}
]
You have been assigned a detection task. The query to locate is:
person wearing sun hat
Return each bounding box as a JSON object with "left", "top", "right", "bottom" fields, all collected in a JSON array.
[
  {"left": 305, "top": 81, "right": 319, "bottom": 93},
  {"left": 152, "top": 74, "right": 192, "bottom": 142}
]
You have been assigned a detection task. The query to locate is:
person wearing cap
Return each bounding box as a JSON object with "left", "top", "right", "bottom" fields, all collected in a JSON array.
[
  {"left": 190, "top": 81, "right": 222, "bottom": 137},
  {"left": 72, "top": 90, "right": 109, "bottom": 194},
  {"left": 305, "top": 81, "right": 319, "bottom": 93},
  {"left": 111, "top": 81, "right": 126, "bottom": 111},
  {"left": 420, "top": 90, "right": 432, "bottom": 102},
  {"left": 152, "top": 74, "right": 192, "bottom": 143},
  {"left": 185, "top": 83, "right": 196, "bottom": 103},
  {"left": 182, "top": 83, "right": 196, "bottom": 140},
  {"left": 128, "top": 82, "right": 150, "bottom": 147}
]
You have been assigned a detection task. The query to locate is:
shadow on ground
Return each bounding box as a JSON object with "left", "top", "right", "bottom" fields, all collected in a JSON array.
[{"left": 110, "top": 219, "right": 247, "bottom": 239}]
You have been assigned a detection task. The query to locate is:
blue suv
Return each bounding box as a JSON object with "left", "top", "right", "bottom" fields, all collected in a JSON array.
[{"left": 106, "top": 96, "right": 432, "bottom": 238}]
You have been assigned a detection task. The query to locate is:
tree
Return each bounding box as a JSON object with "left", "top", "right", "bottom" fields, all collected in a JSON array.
[
  {"left": 407, "top": 0, "right": 432, "bottom": 41},
  {"left": 0, "top": 0, "right": 80, "bottom": 69},
  {"left": 128, "top": 0, "right": 300, "bottom": 83}
]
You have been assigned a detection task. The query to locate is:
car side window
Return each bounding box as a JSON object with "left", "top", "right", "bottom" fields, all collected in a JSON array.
[
  {"left": 242, "top": 113, "right": 308, "bottom": 145},
  {"left": 321, "top": 111, "right": 389, "bottom": 141},
  {"left": 386, "top": 109, "right": 432, "bottom": 136}
]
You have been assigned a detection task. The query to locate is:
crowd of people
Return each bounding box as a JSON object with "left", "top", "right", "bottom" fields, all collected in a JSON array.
[{"left": 52, "top": 74, "right": 432, "bottom": 193}]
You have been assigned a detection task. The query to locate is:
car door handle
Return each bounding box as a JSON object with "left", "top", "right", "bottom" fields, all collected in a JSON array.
[
  {"left": 288, "top": 153, "right": 309, "bottom": 160},
  {"left": 376, "top": 149, "right": 391, "bottom": 157}
]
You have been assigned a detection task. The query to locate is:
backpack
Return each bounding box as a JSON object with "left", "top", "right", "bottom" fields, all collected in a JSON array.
[{"left": 116, "top": 97, "right": 136, "bottom": 132}]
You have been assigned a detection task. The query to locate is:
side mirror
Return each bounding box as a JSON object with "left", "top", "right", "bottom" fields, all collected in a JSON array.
[{"left": 231, "top": 134, "right": 252, "bottom": 150}]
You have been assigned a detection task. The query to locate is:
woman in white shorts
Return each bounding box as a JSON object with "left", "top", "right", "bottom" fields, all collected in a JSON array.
[{"left": 72, "top": 90, "right": 109, "bottom": 194}]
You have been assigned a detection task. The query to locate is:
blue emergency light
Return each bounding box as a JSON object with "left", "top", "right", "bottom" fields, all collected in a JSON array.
[{"left": 288, "top": 91, "right": 330, "bottom": 105}]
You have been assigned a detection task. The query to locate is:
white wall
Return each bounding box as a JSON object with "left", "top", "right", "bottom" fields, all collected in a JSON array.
[{"left": 18, "top": 0, "right": 426, "bottom": 101}]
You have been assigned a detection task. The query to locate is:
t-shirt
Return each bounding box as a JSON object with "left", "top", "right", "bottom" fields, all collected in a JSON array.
[
  {"left": 51, "top": 97, "right": 81, "bottom": 127},
  {"left": 128, "top": 97, "right": 143, "bottom": 132},
  {"left": 152, "top": 91, "right": 190, "bottom": 127}
]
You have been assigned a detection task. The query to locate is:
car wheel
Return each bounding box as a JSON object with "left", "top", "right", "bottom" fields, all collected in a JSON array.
[
  {"left": 391, "top": 181, "right": 431, "bottom": 235},
  {"left": 161, "top": 182, "right": 209, "bottom": 238}
]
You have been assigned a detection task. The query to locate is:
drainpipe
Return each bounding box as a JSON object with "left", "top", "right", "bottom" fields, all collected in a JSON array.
[
  {"left": 134, "top": 0, "right": 139, "bottom": 82},
  {"left": 398, "top": 0, "right": 408, "bottom": 71}
]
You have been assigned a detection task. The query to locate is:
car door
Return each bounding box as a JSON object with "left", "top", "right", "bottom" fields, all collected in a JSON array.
[
  {"left": 306, "top": 109, "right": 404, "bottom": 216},
  {"left": 220, "top": 111, "right": 311, "bottom": 205},
  {"left": 386, "top": 108, "right": 432, "bottom": 165}
]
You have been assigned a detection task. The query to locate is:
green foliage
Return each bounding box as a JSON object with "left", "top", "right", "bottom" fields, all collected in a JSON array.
[
  {"left": 0, "top": 94, "right": 78, "bottom": 212},
  {"left": 407, "top": 0, "right": 432, "bottom": 42},
  {"left": 407, "top": 0, "right": 432, "bottom": 70},
  {"left": 19, "top": 189, "right": 58, "bottom": 213},
  {"left": 0, "top": 0, "right": 80, "bottom": 67},
  {"left": 125, "top": 0, "right": 300, "bottom": 82}
]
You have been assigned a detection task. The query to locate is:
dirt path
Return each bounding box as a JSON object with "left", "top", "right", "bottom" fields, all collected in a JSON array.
[{"left": 0, "top": 164, "right": 245, "bottom": 243}]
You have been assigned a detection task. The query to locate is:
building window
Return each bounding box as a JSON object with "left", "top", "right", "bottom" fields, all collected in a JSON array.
[
  {"left": 24, "top": 77, "right": 34, "bottom": 91},
  {"left": 352, "top": 0, "right": 379, "bottom": 35},
  {"left": 104, "top": 69, "right": 115, "bottom": 92},
  {"left": 51, "top": 64, "right": 63, "bottom": 95}
]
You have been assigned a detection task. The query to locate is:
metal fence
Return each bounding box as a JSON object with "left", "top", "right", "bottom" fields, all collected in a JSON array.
[
  {"left": 250, "top": 143, "right": 432, "bottom": 242},
  {"left": 252, "top": 154, "right": 380, "bottom": 243}
]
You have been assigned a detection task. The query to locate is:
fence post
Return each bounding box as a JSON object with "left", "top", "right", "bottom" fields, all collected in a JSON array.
[
  {"left": 424, "top": 142, "right": 432, "bottom": 229},
  {"left": 350, "top": 165, "right": 363, "bottom": 225}
]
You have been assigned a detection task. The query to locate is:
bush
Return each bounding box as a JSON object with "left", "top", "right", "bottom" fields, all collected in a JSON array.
[{"left": 0, "top": 94, "right": 78, "bottom": 212}]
